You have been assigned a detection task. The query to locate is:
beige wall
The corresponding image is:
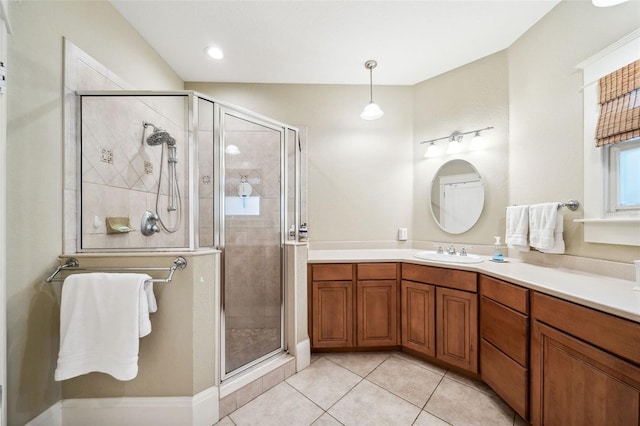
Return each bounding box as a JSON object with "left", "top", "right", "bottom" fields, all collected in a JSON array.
[
  {"left": 508, "top": 0, "right": 640, "bottom": 263},
  {"left": 412, "top": 51, "right": 510, "bottom": 246},
  {"left": 6, "top": 1, "right": 182, "bottom": 424},
  {"left": 187, "top": 82, "right": 415, "bottom": 244},
  {"left": 61, "top": 254, "right": 216, "bottom": 399}
]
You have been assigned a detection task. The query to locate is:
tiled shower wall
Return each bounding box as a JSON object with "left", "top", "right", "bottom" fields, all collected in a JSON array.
[
  {"left": 65, "top": 41, "right": 189, "bottom": 251},
  {"left": 80, "top": 95, "right": 189, "bottom": 249}
]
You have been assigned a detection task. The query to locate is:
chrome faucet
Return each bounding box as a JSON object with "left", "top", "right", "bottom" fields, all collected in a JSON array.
[
  {"left": 460, "top": 247, "right": 467, "bottom": 256},
  {"left": 434, "top": 244, "right": 444, "bottom": 254},
  {"left": 447, "top": 245, "right": 456, "bottom": 255}
]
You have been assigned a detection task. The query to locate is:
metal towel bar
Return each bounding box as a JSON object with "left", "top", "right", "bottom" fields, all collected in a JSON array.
[
  {"left": 511, "top": 200, "right": 580, "bottom": 212},
  {"left": 45, "top": 257, "right": 187, "bottom": 283}
]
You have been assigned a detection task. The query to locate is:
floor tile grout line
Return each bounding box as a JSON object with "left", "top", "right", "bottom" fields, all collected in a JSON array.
[
  {"left": 442, "top": 370, "right": 496, "bottom": 396},
  {"left": 364, "top": 353, "right": 449, "bottom": 411},
  {"left": 362, "top": 377, "right": 432, "bottom": 417},
  {"left": 324, "top": 351, "right": 392, "bottom": 378},
  {"left": 278, "top": 380, "right": 331, "bottom": 425},
  {"left": 392, "top": 351, "right": 449, "bottom": 376}
]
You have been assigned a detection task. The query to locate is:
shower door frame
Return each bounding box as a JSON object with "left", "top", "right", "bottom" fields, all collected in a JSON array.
[{"left": 215, "top": 104, "right": 299, "bottom": 381}]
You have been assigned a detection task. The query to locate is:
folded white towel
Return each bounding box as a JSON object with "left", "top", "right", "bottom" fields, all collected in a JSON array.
[
  {"left": 55, "top": 273, "right": 153, "bottom": 381},
  {"left": 139, "top": 281, "right": 157, "bottom": 338},
  {"left": 505, "top": 205, "right": 530, "bottom": 251},
  {"left": 539, "top": 211, "right": 565, "bottom": 254},
  {"left": 529, "top": 203, "right": 561, "bottom": 251}
]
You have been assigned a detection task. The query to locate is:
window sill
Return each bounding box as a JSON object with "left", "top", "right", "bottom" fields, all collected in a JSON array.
[
  {"left": 574, "top": 218, "right": 640, "bottom": 223},
  {"left": 574, "top": 218, "right": 640, "bottom": 246}
]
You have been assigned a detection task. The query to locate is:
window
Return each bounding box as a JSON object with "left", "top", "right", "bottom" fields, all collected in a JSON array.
[
  {"left": 607, "top": 139, "right": 640, "bottom": 214},
  {"left": 578, "top": 29, "right": 640, "bottom": 246}
]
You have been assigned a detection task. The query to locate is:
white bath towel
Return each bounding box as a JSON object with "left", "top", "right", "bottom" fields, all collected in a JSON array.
[
  {"left": 139, "top": 281, "right": 158, "bottom": 338},
  {"left": 539, "top": 211, "right": 565, "bottom": 254},
  {"left": 55, "top": 272, "right": 153, "bottom": 381},
  {"left": 529, "top": 203, "right": 562, "bottom": 251},
  {"left": 505, "top": 205, "right": 530, "bottom": 251}
]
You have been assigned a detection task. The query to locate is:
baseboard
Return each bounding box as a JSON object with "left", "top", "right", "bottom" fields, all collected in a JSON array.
[
  {"left": 26, "top": 402, "right": 62, "bottom": 426},
  {"left": 50, "top": 386, "right": 218, "bottom": 426},
  {"left": 296, "top": 339, "right": 311, "bottom": 372}
]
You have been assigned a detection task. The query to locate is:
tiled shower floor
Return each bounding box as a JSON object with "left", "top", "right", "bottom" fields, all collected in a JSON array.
[
  {"left": 225, "top": 328, "right": 280, "bottom": 373},
  {"left": 216, "top": 351, "right": 528, "bottom": 426}
]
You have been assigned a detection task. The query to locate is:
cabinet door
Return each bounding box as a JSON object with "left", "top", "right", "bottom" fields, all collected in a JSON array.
[
  {"left": 531, "top": 321, "right": 640, "bottom": 426},
  {"left": 312, "top": 281, "right": 353, "bottom": 348},
  {"left": 401, "top": 280, "right": 435, "bottom": 357},
  {"left": 436, "top": 287, "right": 478, "bottom": 373},
  {"left": 356, "top": 280, "right": 397, "bottom": 346}
]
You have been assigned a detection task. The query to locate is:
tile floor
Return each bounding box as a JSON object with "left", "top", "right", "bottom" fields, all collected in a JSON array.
[{"left": 216, "top": 351, "right": 529, "bottom": 426}]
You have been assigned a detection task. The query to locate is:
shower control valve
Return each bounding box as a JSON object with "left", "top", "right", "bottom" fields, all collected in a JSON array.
[{"left": 141, "top": 210, "right": 161, "bottom": 236}]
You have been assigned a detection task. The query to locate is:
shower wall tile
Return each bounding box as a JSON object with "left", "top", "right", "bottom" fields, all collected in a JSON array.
[{"left": 78, "top": 92, "right": 190, "bottom": 250}]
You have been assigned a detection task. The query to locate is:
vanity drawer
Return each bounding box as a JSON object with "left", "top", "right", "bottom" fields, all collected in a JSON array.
[
  {"left": 402, "top": 263, "right": 477, "bottom": 292},
  {"left": 481, "top": 339, "right": 528, "bottom": 420},
  {"left": 357, "top": 263, "right": 397, "bottom": 280},
  {"left": 480, "top": 297, "right": 528, "bottom": 366},
  {"left": 311, "top": 264, "right": 353, "bottom": 281},
  {"left": 480, "top": 275, "right": 528, "bottom": 314}
]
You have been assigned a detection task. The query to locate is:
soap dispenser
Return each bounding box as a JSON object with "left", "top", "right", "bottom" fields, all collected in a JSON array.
[{"left": 492, "top": 236, "right": 504, "bottom": 262}]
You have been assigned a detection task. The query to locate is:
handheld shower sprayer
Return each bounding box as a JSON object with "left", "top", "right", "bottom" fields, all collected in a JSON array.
[{"left": 142, "top": 120, "right": 181, "bottom": 233}]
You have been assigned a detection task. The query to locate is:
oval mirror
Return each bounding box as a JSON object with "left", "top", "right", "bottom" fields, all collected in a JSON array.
[{"left": 430, "top": 159, "right": 485, "bottom": 234}]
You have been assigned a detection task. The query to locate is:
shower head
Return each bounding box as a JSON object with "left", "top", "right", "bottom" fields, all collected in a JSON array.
[{"left": 143, "top": 121, "right": 176, "bottom": 146}]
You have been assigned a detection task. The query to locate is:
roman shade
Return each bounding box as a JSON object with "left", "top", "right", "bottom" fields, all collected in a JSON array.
[{"left": 595, "top": 59, "right": 640, "bottom": 147}]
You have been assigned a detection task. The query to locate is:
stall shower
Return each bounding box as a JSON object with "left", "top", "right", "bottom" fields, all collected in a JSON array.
[{"left": 75, "top": 91, "right": 303, "bottom": 381}]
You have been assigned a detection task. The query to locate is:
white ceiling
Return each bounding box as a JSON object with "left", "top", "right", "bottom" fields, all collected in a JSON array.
[{"left": 111, "top": 0, "right": 561, "bottom": 86}]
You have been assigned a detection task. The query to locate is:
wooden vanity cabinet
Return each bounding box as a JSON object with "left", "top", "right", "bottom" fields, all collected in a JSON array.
[
  {"left": 436, "top": 286, "right": 478, "bottom": 372},
  {"left": 531, "top": 292, "right": 640, "bottom": 426},
  {"left": 401, "top": 280, "right": 436, "bottom": 356},
  {"left": 479, "top": 275, "right": 529, "bottom": 420},
  {"left": 309, "top": 264, "right": 354, "bottom": 349},
  {"left": 356, "top": 263, "right": 399, "bottom": 347},
  {"left": 401, "top": 263, "right": 478, "bottom": 373},
  {"left": 309, "top": 263, "right": 399, "bottom": 350}
]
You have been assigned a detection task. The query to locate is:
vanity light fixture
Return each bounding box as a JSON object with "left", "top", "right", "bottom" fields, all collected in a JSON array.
[
  {"left": 471, "top": 131, "right": 484, "bottom": 150},
  {"left": 424, "top": 142, "right": 440, "bottom": 158},
  {"left": 446, "top": 131, "right": 464, "bottom": 154},
  {"left": 419, "top": 126, "right": 494, "bottom": 157},
  {"left": 360, "top": 60, "right": 384, "bottom": 120},
  {"left": 205, "top": 46, "right": 224, "bottom": 60}
]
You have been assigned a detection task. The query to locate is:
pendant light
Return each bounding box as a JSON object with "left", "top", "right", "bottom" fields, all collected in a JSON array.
[{"left": 360, "top": 60, "right": 384, "bottom": 120}]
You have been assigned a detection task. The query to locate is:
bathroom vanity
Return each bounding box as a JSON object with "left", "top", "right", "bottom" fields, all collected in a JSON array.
[{"left": 307, "top": 251, "right": 640, "bottom": 425}]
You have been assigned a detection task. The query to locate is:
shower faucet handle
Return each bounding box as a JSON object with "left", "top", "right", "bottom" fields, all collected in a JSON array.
[{"left": 141, "top": 210, "right": 161, "bottom": 236}]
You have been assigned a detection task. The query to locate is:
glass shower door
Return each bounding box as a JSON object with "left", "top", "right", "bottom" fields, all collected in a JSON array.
[{"left": 220, "top": 110, "right": 284, "bottom": 378}]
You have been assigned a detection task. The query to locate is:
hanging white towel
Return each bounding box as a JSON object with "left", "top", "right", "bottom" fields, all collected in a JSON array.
[
  {"left": 55, "top": 272, "right": 153, "bottom": 381},
  {"left": 505, "top": 205, "right": 530, "bottom": 252},
  {"left": 539, "top": 211, "right": 565, "bottom": 254},
  {"left": 529, "top": 203, "right": 562, "bottom": 251}
]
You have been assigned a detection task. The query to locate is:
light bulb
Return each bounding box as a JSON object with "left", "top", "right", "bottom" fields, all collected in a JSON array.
[
  {"left": 424, "top": 142, "right": 440, "bottom": 158},
  {"left": 446, "top": 140, "right": 461, "bottom": 155},
  {"left": 471, "top": 132, "right": 484, "bottom": 150}
]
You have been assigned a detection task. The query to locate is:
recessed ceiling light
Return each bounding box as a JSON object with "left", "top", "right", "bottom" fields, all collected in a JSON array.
[{"left": 205, "top": 46, "right": 224, "bottom": 60}]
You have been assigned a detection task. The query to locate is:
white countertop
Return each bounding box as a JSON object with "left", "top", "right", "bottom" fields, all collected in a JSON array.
[{"left": 308, "top": 249, "right": 640, "bottom": 323}]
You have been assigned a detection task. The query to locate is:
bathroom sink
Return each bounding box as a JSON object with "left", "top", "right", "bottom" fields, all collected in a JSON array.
[{"left": 413, "top": 250, "right": 484, "bottom": 264}]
